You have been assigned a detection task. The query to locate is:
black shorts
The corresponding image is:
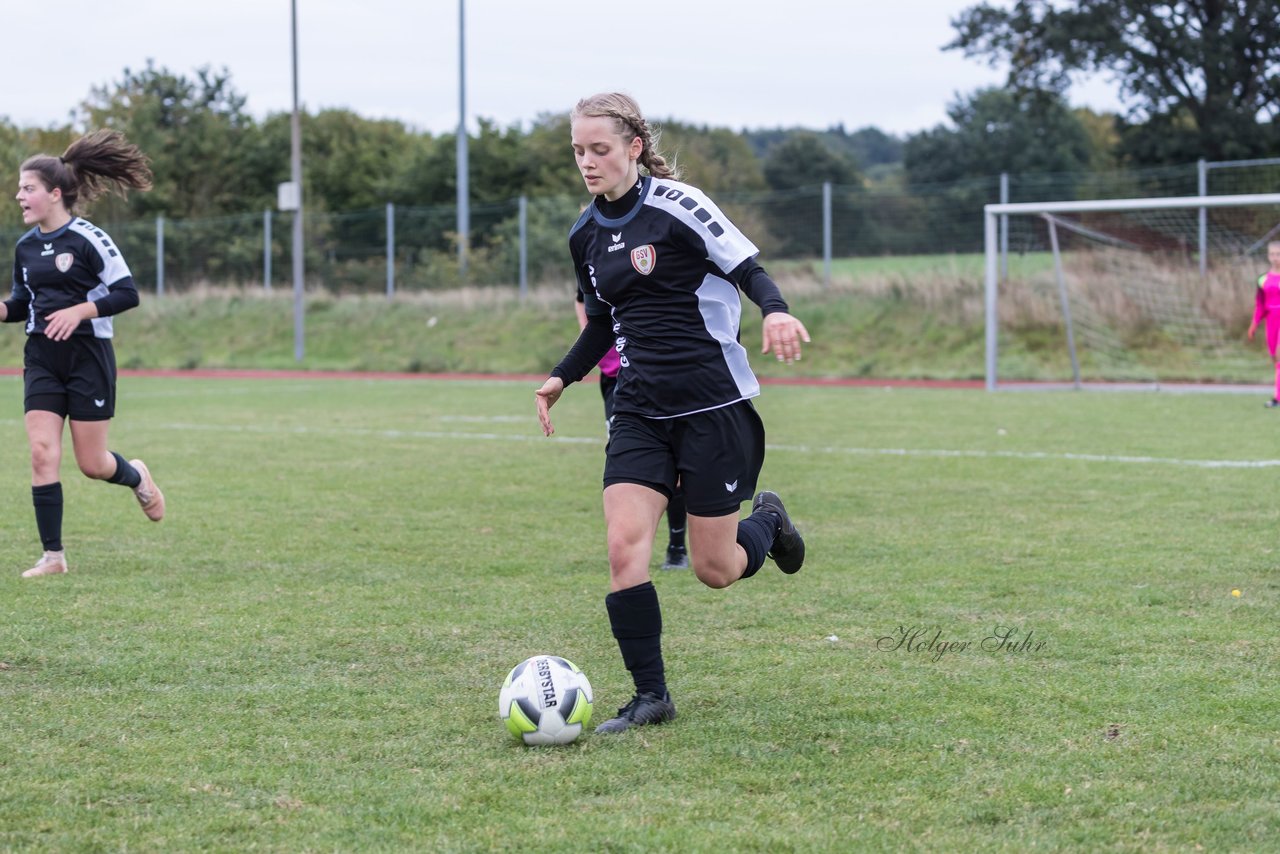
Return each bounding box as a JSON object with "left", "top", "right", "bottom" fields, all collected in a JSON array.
[
  {"left": 23, "top": 334, "right": 118, "bottom": 421},
  {"left": 604, "top": 400, "right": 765, "bottom": 517}
]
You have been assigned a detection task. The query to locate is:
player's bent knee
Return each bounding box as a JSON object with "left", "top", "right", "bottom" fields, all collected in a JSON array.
[
  {"left": 77, "top": 459, "right": 113, "bottom": 480},
  {"left": 692, "top": 562, "right": 737, "bottom": 590}
]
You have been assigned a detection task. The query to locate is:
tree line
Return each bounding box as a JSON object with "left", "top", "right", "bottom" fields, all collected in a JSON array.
[{"left": 2, "top": 2, "right": 1276, "bottom": 257}]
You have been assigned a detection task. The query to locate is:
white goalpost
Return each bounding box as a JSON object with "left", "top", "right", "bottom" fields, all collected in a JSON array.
[{"left": 984, "top": 193, "right": 1280, "bottom": 390}]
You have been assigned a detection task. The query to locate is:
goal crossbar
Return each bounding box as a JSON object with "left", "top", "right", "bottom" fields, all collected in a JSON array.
[
  {"left": 984, "top": 192, "right": 1280, "bottom": 390},
  {"left": 985, "top": 192, "right": 1280, "bottom": 217}
]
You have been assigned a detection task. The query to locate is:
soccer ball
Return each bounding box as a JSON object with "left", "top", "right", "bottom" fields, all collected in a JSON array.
[{"left": 498, "top": 654, "right": 593, "bottom": 745}]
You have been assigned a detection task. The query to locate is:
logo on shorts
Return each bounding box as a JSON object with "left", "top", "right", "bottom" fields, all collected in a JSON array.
[
  {"left": 55, "top": 253, "right": 74, "bottom": 273},
  {"left": 724, "top": 479, "right": 739, "bottom": 492},
  {"left": 630, "top": 245, "right": 656, "bottom": 276},
  {"left": 93, "top": 399, "right": 105, "bottom": 408}
]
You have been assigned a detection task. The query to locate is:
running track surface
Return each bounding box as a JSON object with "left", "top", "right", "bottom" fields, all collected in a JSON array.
[
  {"left": 0, "top": 367, "right": 1267, "bottom": 393},
  {"left": 0, "top": 367, "right": 986, "bottom": 389}
]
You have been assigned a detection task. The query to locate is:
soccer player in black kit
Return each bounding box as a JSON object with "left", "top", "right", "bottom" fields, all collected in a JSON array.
[
  {"left": 535, "top": 93, "right": 810, "bottom": 733},
  {"left": 7, "top": 130, "right": 165, "bottom": 578}
]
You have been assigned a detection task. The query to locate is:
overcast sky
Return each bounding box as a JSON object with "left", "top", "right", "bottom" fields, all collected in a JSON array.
[{"left": 3, "top": 0, "right": 1123, "bottom": 137}]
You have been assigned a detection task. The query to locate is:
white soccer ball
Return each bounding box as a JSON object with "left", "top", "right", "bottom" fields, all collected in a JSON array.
[{"left": 498, "top": 654, "right": 593, "bottom": 746}]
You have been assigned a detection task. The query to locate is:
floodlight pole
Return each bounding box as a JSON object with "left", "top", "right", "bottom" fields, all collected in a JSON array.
[
  {"left": 290, "top": 0, "right": 305, "bottom": 361},
  {"left": 456, "top": 0, "right": 469, "bottom": 279}
]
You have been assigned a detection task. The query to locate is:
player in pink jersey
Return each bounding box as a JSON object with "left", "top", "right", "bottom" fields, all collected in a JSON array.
[{"left": 1247, "top": 241, "right": 1280, "bottom": 407}]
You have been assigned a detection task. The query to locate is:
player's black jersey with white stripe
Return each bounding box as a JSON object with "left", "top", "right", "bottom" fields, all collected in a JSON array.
[
  {"left": 568, "top": 176, "right": 785, "bottom": 419},
  {"left": 9, "top": 218, "right": 138, "bottom": 338}
]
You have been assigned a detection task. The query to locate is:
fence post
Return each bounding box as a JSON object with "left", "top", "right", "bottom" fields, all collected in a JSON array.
[
  {"left": 821, "top": 182, "right": 832, "bottom": 290},
  {"left": 155, "top": 215, "right": 165, "bottom": 296},
  {"left": 999, "top": 172, "right": 1009, "bottom": 281},
  {"left": 386, "top": 202, "right": 395, "bottom": 299},
  {"left": 263, "top": 209, "right": 272, "bottom": 292},
  {"left": 518, "top": 195, "right": 528, "bottom": 300},
  {"left": 1197, "top": 158, "right": 1207, "bottom": 275}
]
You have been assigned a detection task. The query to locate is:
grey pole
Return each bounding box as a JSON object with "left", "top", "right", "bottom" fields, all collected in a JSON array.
[
  {"left": 263, "top": 209, "right": 272, "bottom": 292},
  {"left": 155, "top": 215, "right": 165, "bottom": 296},
  {"left": 518, "top": 195, "right": 528, "bottom": 300},
  {"left": 456, "top": 0, "right": 469, "bottom": 280},
  {"left": 290, "top": 0, "right": 305, "bottom": 361},
  {"left": 999, "top": 172, "right": 1009, "bottom": 281},
  {"left": 386, "top": 202, "right": 395, "bottom": 299},
  {"left": 1197, "top": 158, "right": 1207, "bottom": 276},
  {"left": 821, "top": 182, "right": 832, "bottom": 290},
  {"left": 984, "top": 208, "right": 998, "bottom": 391}
]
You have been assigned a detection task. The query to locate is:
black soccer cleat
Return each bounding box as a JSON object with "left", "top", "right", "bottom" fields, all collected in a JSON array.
[
  {"left": 753, "top": 491, "right": 806, "bottom": 574},
  {"left": 1267, "top": 398, "right": 1280, "bottom": 408},
  {"left": 594, "top": 691, "right": 677, "bottom": 734},
  {"left": 661, "top": 544, "right": 689, "bottom": 571}
]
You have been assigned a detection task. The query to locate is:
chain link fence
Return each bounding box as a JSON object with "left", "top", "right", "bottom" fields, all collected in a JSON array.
[{"left": 4, "top": 159, "right": 1277, "bottom": 295}]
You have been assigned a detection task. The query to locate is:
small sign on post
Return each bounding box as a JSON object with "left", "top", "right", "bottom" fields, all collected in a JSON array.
[{"left": 277, "top": 181, "right": 299, "bottom": 212}]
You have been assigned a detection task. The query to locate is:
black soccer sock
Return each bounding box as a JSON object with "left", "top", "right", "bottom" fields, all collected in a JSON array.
[
  {"left": 32, "top": 482, "right": 64, "bottom": 553},
  {"left": 736, "top": 508, "right": 779, "bottom": 579},
  {"left": 106, "top": 452, "right": 142, "bottom": 489},
  {"left": 605, "top": 581, "right": 666, "bottom": 697},
  {"left": 666, "top": 490, "right": 687, "bottom": 550}
]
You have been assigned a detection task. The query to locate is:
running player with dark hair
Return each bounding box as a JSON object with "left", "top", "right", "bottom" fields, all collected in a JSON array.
[
  {"left": 8, "top": 129, "right": 165, "bottom": 578},
  {"left": 536, "top": 93, "right": 809, "bottom": 733},
  {"left": 1248, "top": 241, "right": 1280, "bottom": 407},
  {"left": 575, "top": 290, "right": 689, "bottom": 570}
]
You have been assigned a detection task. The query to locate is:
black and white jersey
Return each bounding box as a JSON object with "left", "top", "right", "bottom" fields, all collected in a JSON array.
[
  {"left": 9, "top": 218, "right": 139, "bottom": 338},
  {"left": 565, "top": 176, "right": 788, "bottom": 419}
]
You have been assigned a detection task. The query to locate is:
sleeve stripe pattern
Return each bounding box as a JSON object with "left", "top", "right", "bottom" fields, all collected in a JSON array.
[
  {"left": 70, "top": 219, "right": 132, "bottom": 287},
  {"left": 647, "top": 180, "right": 758, "bottom": 274}
]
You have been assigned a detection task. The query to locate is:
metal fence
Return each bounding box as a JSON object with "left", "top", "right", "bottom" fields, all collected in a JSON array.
[{"left": 4, "top": 158, "right": 1277, "bottom": 295}]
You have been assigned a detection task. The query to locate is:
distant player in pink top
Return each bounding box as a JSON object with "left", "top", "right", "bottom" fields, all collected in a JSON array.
[{"left": 1247, "top": 240, "right": 1280, "bottom": 407}]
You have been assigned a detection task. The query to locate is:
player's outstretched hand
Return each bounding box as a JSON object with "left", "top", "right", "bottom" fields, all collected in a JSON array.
[
  {"left": 1248, "top": 322, "right": 1258, "bottom": 340},
  {"left": 762, "top": 312, "right": 811, "bottom": 364},
  {"left": 535, "top": 377, "right": 565, "bottom": 436}
]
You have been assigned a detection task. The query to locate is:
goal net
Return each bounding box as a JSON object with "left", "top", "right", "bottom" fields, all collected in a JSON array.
[{"left": 983, "top": 193, "right": 1280, "bottom": 389}]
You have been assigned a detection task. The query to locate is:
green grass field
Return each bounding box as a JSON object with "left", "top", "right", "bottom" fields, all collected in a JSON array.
[{"left": 1, "top": 374, "right": 1277, "bottom": 851}]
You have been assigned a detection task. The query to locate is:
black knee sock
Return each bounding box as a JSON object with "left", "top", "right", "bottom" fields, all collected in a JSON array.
[
  {"left": 666, "top": 490, "right": 687, "bottom": 550},
  {"left": 106, "top": 452, "right": 142, "bottom": 488},
  {"left": 736, "top": 508, "right": 779, "bottom": 579},
  {"left": 32, "top": 482, "right": 64, "bottom": 552},
  {"left": 605, "top": 581, "right": 666, "bottom": 697}
]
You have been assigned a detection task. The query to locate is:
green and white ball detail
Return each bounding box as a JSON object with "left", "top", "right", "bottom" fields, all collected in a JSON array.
[{"left": 498, "top": 655, "right": 593, "bottom": 745}]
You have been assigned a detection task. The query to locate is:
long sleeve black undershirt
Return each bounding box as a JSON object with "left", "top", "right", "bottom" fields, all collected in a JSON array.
[
  {"left": 3, "top": 280, "right": 138, "bottom": 325},
  {"left": 551, "top": 311, "right": 615, "bottom": 386}
]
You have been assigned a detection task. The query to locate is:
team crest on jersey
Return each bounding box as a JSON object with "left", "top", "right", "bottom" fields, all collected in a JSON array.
[
  {"left": 55, "top": 253, "right": 74, "bottom": 273},
  {"left": 630, "top": 245, "right": 656, "bottom": 276}
]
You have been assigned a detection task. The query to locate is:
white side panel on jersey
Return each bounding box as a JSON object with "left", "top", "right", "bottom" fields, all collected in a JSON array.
[
  {"left": 87, "top": 282, "right": 115, "bottom": 339},
  {"left": 695, "top": 274, "right": 759, "bottom": 400},
  {"left": 647, "top": 180, "right": 758, "bottom": 274},
  {"left": 71, "top": 219, "right": 133, "bottom": 286}
]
